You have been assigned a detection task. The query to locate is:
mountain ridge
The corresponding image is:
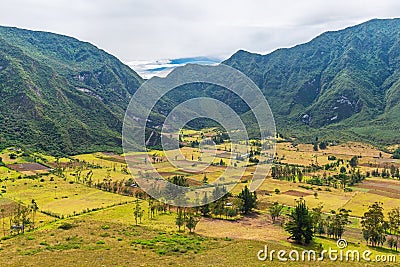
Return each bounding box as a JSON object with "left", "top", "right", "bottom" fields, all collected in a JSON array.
[
  {"left": 0, "top": 25, "right": 143, "bottom": 155},
  {"left": 223, "top": 18, "right": 400, "bottom": 145},
  {"left": 1, "top": 18, "right": 400, "bottom": 156}
]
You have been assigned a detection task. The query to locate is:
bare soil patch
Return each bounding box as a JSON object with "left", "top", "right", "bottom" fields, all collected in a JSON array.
[
  {"left": 255, "top": 189, "right": 272, "bottom": 196},
  {"left": 98, "top": 154, "right": 126, "bottom": 163},
  {"left": 356, "top": 179, "right": 400, "bottom": 198},
  {"left": 282, "top": 190, "right": 312, "bottom": 197},
  {"left": 196, "top": 214, "right": 286, "bottom": 242},
  {"left": 8, "top": 163, "right": 50, "bottom": 173}
]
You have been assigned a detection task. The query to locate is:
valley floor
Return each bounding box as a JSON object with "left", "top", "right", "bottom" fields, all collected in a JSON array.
[{"left": 0, "top": 140, "right": 399, "bottom": 266}]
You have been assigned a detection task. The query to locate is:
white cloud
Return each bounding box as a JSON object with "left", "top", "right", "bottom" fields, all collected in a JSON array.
[
  {"left": 126, "top": 57, "right": 221, "bottom": 79},
  {"left": 0, "top": 0, "right": 400, "bottom": 61}
]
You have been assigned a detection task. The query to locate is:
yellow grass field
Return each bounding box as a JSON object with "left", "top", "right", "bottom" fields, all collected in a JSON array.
[
  {"left": 0, "top": 139, "right": 400, "bottom": 266},
  {"left": 1, "top": 176, "right": 133, "bottom": 217}
]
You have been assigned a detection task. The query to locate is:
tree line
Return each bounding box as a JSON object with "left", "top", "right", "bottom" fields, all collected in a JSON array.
[{"left": 275, "top": 198, "right": 400, "bottom": 251}]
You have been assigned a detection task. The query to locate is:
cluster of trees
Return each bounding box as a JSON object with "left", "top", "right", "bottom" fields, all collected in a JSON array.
[
  {"left": 281, "top": 199, "right": 400, "bottom": 250},
  {"left": 371, "top": 165, "right": 400, "bottom": 179},
  {"left": 132, "top": 175, "right": 258, "bottom": 232},
  {"left": 323, "top": 158, "right": 344, "bottom": 170},
  {"left": 361, "top": 202, "right": 400, "bottom": 250},
  {"left": 306, "top": 169, "right": 365, "bottom": 189},
  {"left": 271, "top": 162, "right": 366, "bottom": 189},
  {"left": 211, "top": 132, "right": 229, "bottom": 145},
  {"left": 189, "top": 132, "right": 229, "bottom": 147},
  {"left": 247, "top": 147, "right": 261, "bottom": 164},
  {"left": 318, "top": 208, "right": 351, "bottom": 239},
  {"left": 393, "top": 148, "right": 400, "bottom": 159},
  {"left": 147, "top": 197, "right": 168, "bottom": 219},
  {"left": 131, "top": 195, "right": 199, "bottom": 233},
  {"left": 198, "top": 186, "right": 257, "bottom": 220},
  {"left": 131, "top": 186, "right": 256, "bottom": 233},
  {"left": 282, "top": 199, "right": 351, "bottom": 245},
  {"left": 322, "top": 156, "right": 358, "bottom": 171},
  {"left": 271, "top": 164, "right": 313, "bottom": 182},
  {"left": 93, "top": 177, "right": 133, "bottom": 195},
  {"left": 209, "top": 159, "right": 226, "bottom": 166},
  {"left": 175, "top": 208, "right": 199, "bottom": 233},
  {"left": 313, "top": 141, "right": 328, "bottom": 151},
  {"left": 132, "top": 198, "right": 169, "bottom": 226},
  {"left": 1, "top": 199, "right": 38, "bottom": 236}
]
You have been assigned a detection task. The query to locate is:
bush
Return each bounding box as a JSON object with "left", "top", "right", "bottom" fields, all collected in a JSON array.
[
  {"left": 319, "top": 141, "right": 327, "bottom": 150},
  {"left": 328, "top": 155, "right": 337, "bottom": 161},
  {"left": 393, "top": 148, "right": 400, "bottom": 159},
  {"left": 58, "top": 223, "right": 74, "bottom": 230}
]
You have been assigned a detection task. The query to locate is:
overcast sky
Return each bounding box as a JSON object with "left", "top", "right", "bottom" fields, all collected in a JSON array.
[{"left": 1, "top": 0, "right": 400, "bottom": 62}]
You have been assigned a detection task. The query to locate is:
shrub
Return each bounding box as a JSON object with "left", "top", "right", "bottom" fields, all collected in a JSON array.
[
  {"left": 58, "top": 223, "right": 74, "bottom": 230},
  {"left": 328, "top": 155, "right": 337, "bottom": 161}
]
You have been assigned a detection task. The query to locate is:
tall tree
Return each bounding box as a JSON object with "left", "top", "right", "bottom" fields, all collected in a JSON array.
[
  {"left": 269, "top": 202, "right": 284, "bottom": 223},
  {"left": 388, "top": 207, "right": 400, "bottom": 251},
  {"left": 199, "top": 193, "right": 211, "bottom": 217},
  {"left": 176, "top": 208, "right": 185, "bottom": 231},
  {"left": 349, "top": 156, "right": 358, "bottom": 168},
  {"left": 30, "top": 199, "right": 39, "bottom": 230},
  {"left": 313, "top": 142, "right": 319, "bottom": 151},
  {"left": 0, "top": 208, "right": 4, "bottom": 237},
  {"left": 284, "top": 198, "right": 314, "bottom": 244},
  {"left": 185, "top": 213, "right": 199, "bottom": 233},
  {"left": 133, "top": 199, "right": 143, "bottom": 225},
  {"left": 238, "top": 186, "right": 257, "bottom": 214},
  {"left": 210, "top": 198, "right": 225, "bottom": 218},
  {"left": 311, "top": 204, "right": 325, "bottom": 235}
]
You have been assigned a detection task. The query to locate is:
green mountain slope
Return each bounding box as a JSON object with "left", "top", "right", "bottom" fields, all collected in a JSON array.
[
  {"left": 223, "top": 18, "right": 400, "bottom": 145},
  {"left": 2, "top": 19, "right": 400, "bottom": 155},
  {"left": 0, "top": 26, "right": 143, "bottom": 155}
]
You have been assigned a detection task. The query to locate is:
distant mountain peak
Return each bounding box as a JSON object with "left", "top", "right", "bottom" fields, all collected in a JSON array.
[{"left": 224, "top": 18, "right": 400, "bottom": 144}]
